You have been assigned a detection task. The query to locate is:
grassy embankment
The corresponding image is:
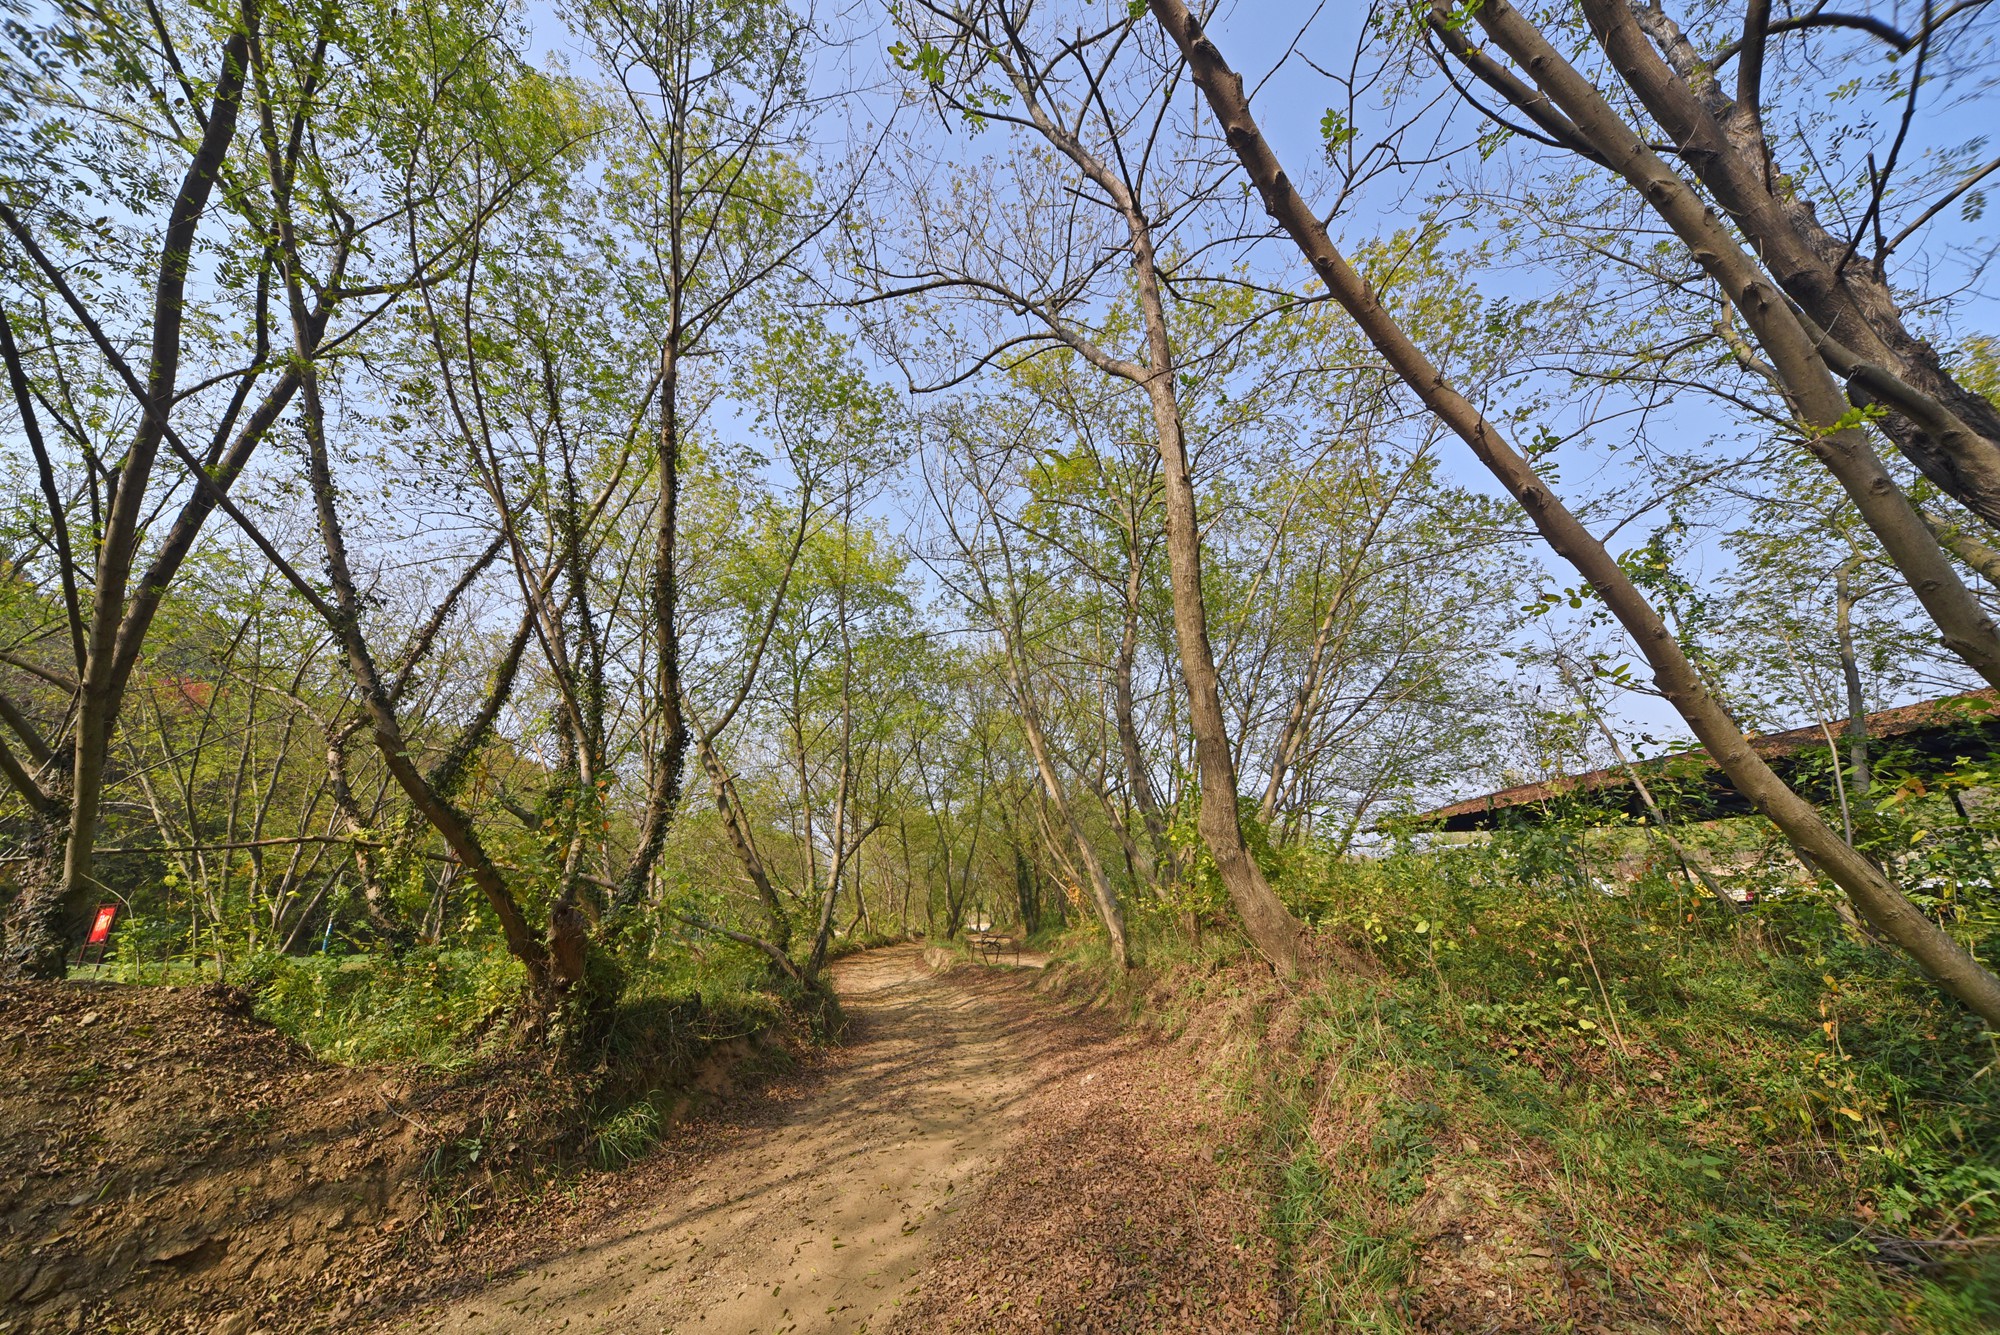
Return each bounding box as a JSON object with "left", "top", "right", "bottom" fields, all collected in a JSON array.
[
  {"left": 1048, "top": 832, "right": 2000, "bottom": 1332},
  {"left": 95, "top": 933, "right": 835, "bottom": 1193}
]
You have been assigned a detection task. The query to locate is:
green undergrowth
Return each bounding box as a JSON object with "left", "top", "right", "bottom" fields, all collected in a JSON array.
[
  {"left": 235, "top": 938, "right": 817, "bottom": 1060},
  {"left": 1049, "top": 846, "right": 2000, "bottom": 1333},
  {"left": 240, "top": 945, "right": 529, "bottom": 1067},
  {"left": 223, "top": 937, "right": 837, "bottom": 1217},
  {"left": 823, "top": 925, "right": 913, "bottom": 964},
  {"left": 577, "top": 942, "right": 841, "bottom": 1160}
]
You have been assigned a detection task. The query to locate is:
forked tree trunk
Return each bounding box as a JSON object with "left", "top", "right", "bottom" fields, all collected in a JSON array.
[
  {"left": 1441, "top": 0, "right": 2000, "bottom": 699},
  {"left": 1586, "top": 0, "right": 2000, "bottom": 530},
  {"left": 257, "top": 20, "right": 562, "bottom": 997},
  {"left": 0, "top": 33, "right": 250, "bottom": 979},
  {"left": 993, "top": 58, "right": 1306, "bottom": 974}
]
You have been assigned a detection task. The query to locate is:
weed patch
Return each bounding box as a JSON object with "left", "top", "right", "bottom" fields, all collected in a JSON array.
[{"left": 1045, "top": 840, "right": 2000, "bottom": 1332}]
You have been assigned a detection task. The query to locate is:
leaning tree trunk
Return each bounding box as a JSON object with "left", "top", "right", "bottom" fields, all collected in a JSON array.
[
  {"left": 1149, "top": 0, "right": 2000, "bottom": 1028},
  {"left": 699, "top": 739, "right": 792, "bottom": 953},
  {"left": 1585, "top": 0, "right": 2000, "bottom": 531},
  {"left": 1460, "top": 0, "right": 2000, "bottom": 695},
  {"left": 1005, "top": 653, "right": 1131, "bottom": 966},
  {"left": 0, "top": 33, "right": 252, "bottom": 981}
]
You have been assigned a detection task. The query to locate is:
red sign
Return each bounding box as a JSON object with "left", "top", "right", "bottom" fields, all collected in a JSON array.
[{"left": 86, "top": 904, "right": 117, "bottom": 945}]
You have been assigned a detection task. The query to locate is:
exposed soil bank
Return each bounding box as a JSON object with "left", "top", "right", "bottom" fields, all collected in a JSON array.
[
  {"left": 0, "top": 980, "right": 429, "bottom": 1335},
  {"left": 5, "top": 945, "right": 1282, "bottom": 1335},
  {"left": 0, "top": 969, "right": 788, "bottom": 1334}
]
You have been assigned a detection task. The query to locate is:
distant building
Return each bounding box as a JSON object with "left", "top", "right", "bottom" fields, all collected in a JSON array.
[{"left": 1410, "top": 691, "right": 2000, "bottom": 831}]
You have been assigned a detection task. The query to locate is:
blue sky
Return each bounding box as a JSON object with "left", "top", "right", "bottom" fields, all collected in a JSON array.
[{"left": 511, "top": 0, "right": 2000, "bottom": 770}]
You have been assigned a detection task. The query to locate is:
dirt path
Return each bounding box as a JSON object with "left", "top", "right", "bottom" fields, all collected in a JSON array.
[{"left": 396, "top": 946, "right": 1063, "bottom": 1334}]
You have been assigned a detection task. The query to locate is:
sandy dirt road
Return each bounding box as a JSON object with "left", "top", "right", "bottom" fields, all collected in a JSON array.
[{"left": 401, "top": 946, "right": 1062, "bottom": 1335}]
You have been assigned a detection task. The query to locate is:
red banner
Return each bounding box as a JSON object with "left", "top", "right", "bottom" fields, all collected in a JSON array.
[{"left": 86, "top": 904, "right": 117, "bottom": 945}]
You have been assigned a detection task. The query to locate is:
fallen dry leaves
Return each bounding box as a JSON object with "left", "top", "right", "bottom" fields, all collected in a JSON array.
[{"left": 886, "top": 966, "right": 1283, "bottom": 1334}]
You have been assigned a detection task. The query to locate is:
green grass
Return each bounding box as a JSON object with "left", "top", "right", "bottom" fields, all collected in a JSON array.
[
  {"left": 1050, "top": 838, "right": 2000, "bottom": 1332},
  {"left": 241, "top": 945, "right": 528, "bottom": 1068},
  {"left": 590, "top": 1098, "right": 663, "bottom": 1169}
]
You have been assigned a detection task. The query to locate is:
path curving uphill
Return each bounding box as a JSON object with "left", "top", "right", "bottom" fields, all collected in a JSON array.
[{"left": 397, "top": 946, "right": 1058, "bottom": 1334}]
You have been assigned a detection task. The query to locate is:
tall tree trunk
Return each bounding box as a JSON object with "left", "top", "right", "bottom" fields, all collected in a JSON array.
[
  {"left": 2, "top": 32, "right": 250, "bottom": 979},
  {"left": 806, "top": 598, "right": 862, "bottom": 978},
  {"left": 970, "top": 31, "right": 1306, "bottom": 972},
  {"left": 1835, "top": 561, "right": 1873, "bottom": 796},
  {"left": 805, "top": 758, "right": 855, "bottom": 978},
  {"left": 699, "top": 739, "right": 792, "bottom": 952},
  {"left": 1132, "top": 306, "right": 1302, "bottom": 975},
  {"left": 1014, "top": 845, "right": 1041, "bottom": 936},
  {"left": 1151, "top": 0, "right": 2000, "bottom": 1028},
  {"left": 1115, "top": 552, "right": 1174, "bottom": 885},
  {"left": 619, "top": 331, "right": 690, "bottom": 908}
]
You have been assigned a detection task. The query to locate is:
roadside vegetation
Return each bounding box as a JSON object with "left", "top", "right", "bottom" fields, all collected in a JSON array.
[
  {"left": 1046, "top": 802, "right": 2000, "bottom": 1329},
  {"left": 4, "top": 0, "right": 2000, "bottom": 1330}
]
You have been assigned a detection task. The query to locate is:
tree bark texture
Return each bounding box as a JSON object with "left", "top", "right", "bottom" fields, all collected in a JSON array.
[
  {"left": 2, "top": 32, "right": 249, "bottom": 979},
  {"left": 1590, "top": 0, "right": 2000, "bottom": 529},
  {"left": 993, "top": 55, "right": 1306, "bottom": 974},
  {"left": 1459, "top": 0, "right": 2000, "bottom": 693}
]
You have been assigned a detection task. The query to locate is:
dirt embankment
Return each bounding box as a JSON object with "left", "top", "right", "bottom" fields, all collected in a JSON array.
[
  {"left": 0, "top": 980, "right": 433, "bottom": 1334},
  {"left": 4, "top": 946, "right": 1294, "bottom": 1335},
  {"left": 0, "top": 975, "right": 780, "bottom": 1335}
]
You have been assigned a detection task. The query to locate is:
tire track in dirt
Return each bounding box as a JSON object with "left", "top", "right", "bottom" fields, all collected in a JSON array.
[{"left": 390, "top": 945, "right": 1069, "bottom": 1334}]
